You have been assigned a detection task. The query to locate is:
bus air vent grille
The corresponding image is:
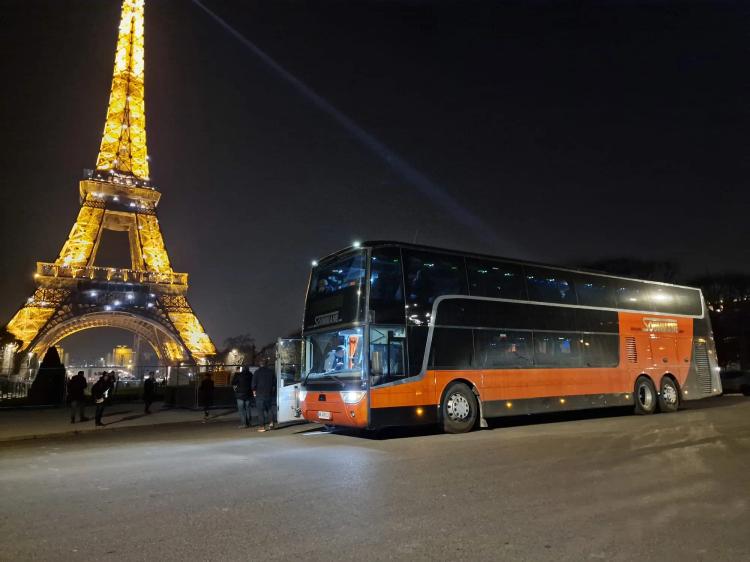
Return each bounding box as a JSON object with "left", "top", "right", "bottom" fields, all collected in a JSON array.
[
  {"left": 694, "top": 340, "right": 712, "bottom": 394},
  {"left": 625, "top": 337, "right": 637, "bottom": 363}
]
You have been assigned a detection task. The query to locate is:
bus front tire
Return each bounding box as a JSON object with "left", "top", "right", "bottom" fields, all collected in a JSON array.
[
  {"left": 658, "top": 377, "right": 680, "bottom": 413},
  {"left": 441, "top": 382, "right": 478, "bottom": 434},
  {"left": 634, "top": 376, "right": 657, "bottom": 415}
]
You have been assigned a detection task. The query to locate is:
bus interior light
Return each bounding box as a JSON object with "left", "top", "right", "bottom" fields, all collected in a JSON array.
[{"left": 341, "top": 390, "right": 366, "bottom": 404}]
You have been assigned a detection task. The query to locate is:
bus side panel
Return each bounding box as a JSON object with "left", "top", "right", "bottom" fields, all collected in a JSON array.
[
  {"left": 619, "top": 312, "right": 694, "bottom": 392},
  {"left": 369, "top": 376, "right": 439, "bottom": 428},
  {"left": 478, "top": 367, "right": 626, "bottom": 402}
]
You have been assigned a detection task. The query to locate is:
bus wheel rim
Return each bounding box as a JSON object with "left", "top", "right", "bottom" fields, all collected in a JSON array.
[
  {"left": 662, "top": 383, "right": 677, "bottom": 405},
  {"left": 447, "top": 393, "right": 470, "bottom": 421},
  {"left": 638, "top": 384, "right": 654, "bottom": 409}
]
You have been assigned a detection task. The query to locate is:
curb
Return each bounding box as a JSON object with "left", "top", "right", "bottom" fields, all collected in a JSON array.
[{"left": 0, "top": 417, "right": 316, "bottom": 444}]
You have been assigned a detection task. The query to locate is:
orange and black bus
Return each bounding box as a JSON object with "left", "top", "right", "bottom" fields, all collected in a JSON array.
[{"left": 299, "top": 241, "right": 721, "bottom": 433}]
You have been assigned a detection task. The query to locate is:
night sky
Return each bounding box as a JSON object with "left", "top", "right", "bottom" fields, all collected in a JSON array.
[{"left": 1, "top": 0, "right": 749, "bottom": 361}]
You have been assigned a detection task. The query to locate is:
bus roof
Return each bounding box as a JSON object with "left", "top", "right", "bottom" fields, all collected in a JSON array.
[{"left": 314, "top": 240, "right": 702, "bottom": 293}]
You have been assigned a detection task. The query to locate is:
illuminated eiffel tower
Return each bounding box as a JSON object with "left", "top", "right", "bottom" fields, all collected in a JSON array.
[{"left": 4, "top": 0, "right": 215, "bottom": 364}]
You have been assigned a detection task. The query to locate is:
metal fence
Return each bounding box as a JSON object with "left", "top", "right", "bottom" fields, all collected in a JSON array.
[{"left": 0, "top": 363, "right": 249, "bottom": 408}]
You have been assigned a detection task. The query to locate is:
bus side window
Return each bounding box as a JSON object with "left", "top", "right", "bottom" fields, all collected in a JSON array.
[
  {"left": 525, "top": 267, "right": 577, "bottom": 305},
  {"left": 403, "top": 251, "right": 468, "bottom": 325},
  {"left": 533, "top": 332, "right": 582, "bottom": 368},
  {"left": 474, "top": 330, "right": 532, "bottom": 369},
  {"left": 615, "top": 281, "right": 644, "bottom": 310},
  {"left": 581, "top": 334, "right": 619, "bottom": 368},
  {"left": 467, "top": 259, "right": 526, "bottom": 300},
  {"left": 429, "top": 327, "right": 474, "bottom": 369},
  {"left": 576, "top": 276, "right": 617, "bottom": 308},
  {"left": 369, "top": 326, "right": 406, "bottom": 386},
  {"left": 370, "top": 248, "right": 405, "bottom": 324}
]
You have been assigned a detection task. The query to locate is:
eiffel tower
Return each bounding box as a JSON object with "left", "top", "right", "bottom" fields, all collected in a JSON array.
[{"left": 4, "top": 0, "right": 215, "bottom": 365}]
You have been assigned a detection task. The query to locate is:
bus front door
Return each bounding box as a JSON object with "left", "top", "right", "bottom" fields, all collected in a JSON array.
[{"left": 275, "top": 338, "right": 304, "bottom": 425}]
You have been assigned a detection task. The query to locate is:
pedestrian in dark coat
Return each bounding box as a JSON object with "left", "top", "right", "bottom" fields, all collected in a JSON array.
[
  {"left": 92, "top": 373, "right": 113, "bottom": 427},
  {"left": 66, "top": 371, "right": 89, "bottom": 423},
  {"left": 252, "top": 358, "right": 277, "bottom": 432},
  {"left": 198, "top": 373, "right": 214, "bottom": 422},
  {"left": 231, "top": 367, "right": 253, "bottom": 428},
  {"left": 143, "top": 371, "right": 156, "bottom": 414}
]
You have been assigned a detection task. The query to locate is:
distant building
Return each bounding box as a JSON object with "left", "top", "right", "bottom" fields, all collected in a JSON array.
[{"left": 112, "top": 345, "right": 134, "bottom": 368}]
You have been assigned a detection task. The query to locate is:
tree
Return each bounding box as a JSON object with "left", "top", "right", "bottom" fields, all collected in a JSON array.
[
  {"left": 27, "top": 346, "right": 66, "bottom": 405},
  {"left": 221, "top": 334, "right": 256, "bottom": 365},
  {"left": 0, "top": 326, "right": 21, "bottom": 348}
]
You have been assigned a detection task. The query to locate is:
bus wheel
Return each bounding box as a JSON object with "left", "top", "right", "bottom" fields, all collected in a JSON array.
[
  {"left": 658, "top": 377, "right": 680, "bottom": 413},
  {"left": 442, "top": 383, "right": 477, "bottom": 434},
  {"left": 634, "top": 376, "right": 657, "bottom": 415}
]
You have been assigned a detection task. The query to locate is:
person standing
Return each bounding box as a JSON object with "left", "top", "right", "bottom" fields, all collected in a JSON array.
[
  {"left": 231, "top": 366, "right": 253, "bottom": 428},
  {"left": 66, "top": 370, "right": 89, "bottom": 423},
  {"left": 198, "top": 373, "right": 214, "bottom": 422},
  {"left": 252, "top": 358, "right": 277, "bottom": 432},
  {"left": 143, "top": 371, "right": 156, "bottom": 414},
  {"left": 92, "top": 372, "right": 113, "bottom": 427}
]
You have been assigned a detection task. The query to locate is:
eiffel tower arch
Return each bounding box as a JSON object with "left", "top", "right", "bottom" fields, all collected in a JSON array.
[{"left": 4, "top": 0, "right": 215, "bottom": 366}]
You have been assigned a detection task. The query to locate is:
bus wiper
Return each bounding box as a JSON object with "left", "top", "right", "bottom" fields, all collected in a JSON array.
[
  {"left": 302, "top": 371, "right": 345, "bottom": 387},
  {"left": 327, "top": 373, "right": 346, "bottom": 387}
]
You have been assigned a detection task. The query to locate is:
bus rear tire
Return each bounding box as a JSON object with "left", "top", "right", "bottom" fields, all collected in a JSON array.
[
  {"left": 634, "top": 376, "right": 657, "bottom": 415},
  {"left": 441, "top": 382, "right": 478, "bottom": 434},
  {"left": 658, "top": 377, "right": 680, "bottom": 413}
]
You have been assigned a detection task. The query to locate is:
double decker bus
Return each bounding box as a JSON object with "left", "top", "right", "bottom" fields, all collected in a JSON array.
[{"left": 299, "top": 241, "right": 721, "bottom": 433}]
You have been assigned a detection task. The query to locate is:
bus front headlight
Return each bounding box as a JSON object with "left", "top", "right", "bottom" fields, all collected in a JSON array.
[
  {"left": 298, "top": 389, "right": 307, "bottom": 401},
  {"left": 340, "top": 390, "right": 366, "bottom": 404}
]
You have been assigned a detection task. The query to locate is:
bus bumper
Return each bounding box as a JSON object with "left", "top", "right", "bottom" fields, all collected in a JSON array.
[{"left": 301, "top": 390, "right": 369, "bottom": 428}]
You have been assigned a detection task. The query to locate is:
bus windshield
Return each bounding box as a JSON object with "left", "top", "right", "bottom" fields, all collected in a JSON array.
[
  {"left": 304, "top": 251, "right": 366, "bottom": 329},
  {"left": 303, "top": 327, "right": 365, "bottom": 385}
]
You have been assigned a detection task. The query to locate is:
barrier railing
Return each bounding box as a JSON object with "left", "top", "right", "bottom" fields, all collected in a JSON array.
[{"left": 36, "top": 262, "right": 188, "bottom": 286}]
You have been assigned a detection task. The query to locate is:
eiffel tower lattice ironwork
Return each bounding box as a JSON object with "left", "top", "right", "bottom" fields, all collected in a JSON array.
[{"left": 4, "top": 0, "right": 216, "bottom": 364}]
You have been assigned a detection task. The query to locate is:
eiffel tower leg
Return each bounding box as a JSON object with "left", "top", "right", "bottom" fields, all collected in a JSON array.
[
  {"left": 6, "top": 287, "right": 71, "bottom": 354},
  {"left": 159, "top": 295, "right": 215, "bottom": 360}
]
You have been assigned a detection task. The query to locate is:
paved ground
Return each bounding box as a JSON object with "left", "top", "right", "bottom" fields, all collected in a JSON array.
[
  {"left": 1, "top": 395, "right": 749, "bottom": 561},
  {"left": 0, "top": 403, "right": 238, "bottom": 442}
]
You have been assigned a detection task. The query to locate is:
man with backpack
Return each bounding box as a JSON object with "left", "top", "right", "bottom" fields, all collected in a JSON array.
[
  {"left": 252, "top": 358, "right": 277, "bottom": 432},
  {"left": 66, "top": 371, "right": 89, "bottom": 424},
  {"left": 92, "top": 372, "right": 114, "bottom": 427},
  {"left": 232, "top": 366, "right": 253, "bottom": 428}
]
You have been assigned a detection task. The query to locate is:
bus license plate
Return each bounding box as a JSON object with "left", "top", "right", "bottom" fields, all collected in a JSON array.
[{"left": 318, "top": 411, "right": 332, "bottom": 420}]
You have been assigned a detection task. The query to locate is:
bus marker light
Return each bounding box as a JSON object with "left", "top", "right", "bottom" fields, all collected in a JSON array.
[
  {"left": 505, "top": 402, "right": 512, "bottom": 409},
  {"left": 559, "top": 398, "right": 566, "bottom": 404},
  {"left": 416, "top": 407, "right": 424, "bottom": 416}
]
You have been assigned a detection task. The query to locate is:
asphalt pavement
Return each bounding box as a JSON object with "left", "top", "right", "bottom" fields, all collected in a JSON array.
[{"left": 1, "top": 395, "right": 749, "bottom": 561}]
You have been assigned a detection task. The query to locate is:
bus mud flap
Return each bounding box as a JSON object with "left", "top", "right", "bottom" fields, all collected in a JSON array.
[{"left": 473, "top": 388, "right": 489, "bottom": 428}]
